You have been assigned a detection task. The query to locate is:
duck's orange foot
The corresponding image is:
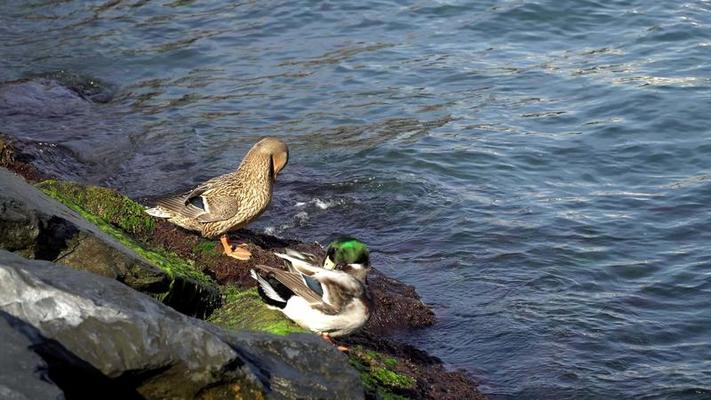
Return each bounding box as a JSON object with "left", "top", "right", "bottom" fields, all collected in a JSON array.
[
  {"left": 220, "top": 235, "right": 252, "bottom": 261},
  {"left": 321, "top": 333, "right": 349, "bottom": 352}
]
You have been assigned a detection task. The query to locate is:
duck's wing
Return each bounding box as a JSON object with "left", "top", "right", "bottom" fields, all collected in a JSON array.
[
  {"left": 254, "top": 265, "right": 337, "bottom": 314},
  {"left": 274, "top": 249, "right": 323, "bottom": 275},
  {"left": 274, "top": 249, "right": 326, "bottom": 295},
  {"left": 312, "top": 270, "right": 365, "bottom": 312},
  {"left": 154, "top": 179, "right": 241, "bottom": 223}
]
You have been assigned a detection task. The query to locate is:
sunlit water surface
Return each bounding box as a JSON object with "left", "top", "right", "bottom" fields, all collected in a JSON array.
[{"left": 1, "top": 1, "right": 710, "bottom": 398}]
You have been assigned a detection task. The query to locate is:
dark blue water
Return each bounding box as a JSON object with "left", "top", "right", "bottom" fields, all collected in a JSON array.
[{"left": 2, "top": 1, "right": 710, "bottom": 398}]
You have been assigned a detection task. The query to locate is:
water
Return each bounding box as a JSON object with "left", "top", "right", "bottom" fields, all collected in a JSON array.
[{"left": 1, "top": 1, "right": 710, "bottom": 398}]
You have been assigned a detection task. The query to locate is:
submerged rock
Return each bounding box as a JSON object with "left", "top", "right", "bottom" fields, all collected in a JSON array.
[
  {"left": 26, "top": 70, "right": 116, "bottom": 103},
  {"left": 0, "top": 250, "right": 363, "bottom": 399},
  {"left": 0, "top": 78, "right": 92, "bottom": 118},
  {"left": 0, "top": 167, "right": 219, "bottom": 318}
]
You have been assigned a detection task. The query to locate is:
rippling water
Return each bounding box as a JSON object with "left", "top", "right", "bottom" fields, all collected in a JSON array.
[{"left": 2, "top": 1, "right": 710, "bottom": 398}]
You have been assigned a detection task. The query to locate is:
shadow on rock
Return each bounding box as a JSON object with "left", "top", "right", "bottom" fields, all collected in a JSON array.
[{"left": 1, "top": 311, "right": 145, "bottom": 400}]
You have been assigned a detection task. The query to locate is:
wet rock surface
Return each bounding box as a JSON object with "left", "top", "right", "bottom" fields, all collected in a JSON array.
[
  {"left": 0, "top": 250, "right": 362, "bottom": 400},
  {"left": 0, "top": 167, "right": 219, "bottom": 318},
  {"left": 344, "top": 334, "right": 486, "bottom": 400},
  {"left": 25, "top": 71, "right": 117, "bottom": 104},
  {"left": 0, "top": 78, "right": 93, "bottom": 118},
  {"left": 0, "top": 78, "right": 137, "bottom": 182},
  {"left": 0, "top": 134, "right": 46, "bottom": 183}
]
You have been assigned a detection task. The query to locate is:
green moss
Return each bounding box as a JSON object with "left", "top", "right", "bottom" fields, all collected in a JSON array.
[
  {"left": 36, "top": 180, "right": 155, "bottom": 238},
  {"left": 193, "top": 239, "right": 218, "bottom": 255},
  {"left": 383, "top": 357, "right": 398, "bottom": 368},
  {"left": 37, "top": 180, "right": 212, "bottom": 286},
  {"left": 209, "top": 286, "right": 305, "bottom": 335},
  {"left": 371, "top": 367, "right": 416, "bottom": 389},
  {"left": 349, "top": 346, "right": 416, "bottom": 399}
]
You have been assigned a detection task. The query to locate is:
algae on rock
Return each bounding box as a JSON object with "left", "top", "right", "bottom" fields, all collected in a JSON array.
[
  {"left": 32, "top": 179, "right": 220, "bottom": 317},
  {"left": 349, "top": 346, "right": 417, "bottom": 400},
  {"left": 37, "top": 180, "right": 155, "bottom": 238},
  {"left": 209, "top": 286, "right": 305, "bottom": 336}
]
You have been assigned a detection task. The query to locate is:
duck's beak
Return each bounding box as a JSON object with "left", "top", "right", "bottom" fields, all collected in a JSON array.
[
  {"left": 269, "top": 156, "right": 279, "bottom": 182},
  {"left": 323, "top": 256, "right": 336, "bottom": 270},
  {"left": 271, "top": 151, "right": 288, "bottom": 182}
]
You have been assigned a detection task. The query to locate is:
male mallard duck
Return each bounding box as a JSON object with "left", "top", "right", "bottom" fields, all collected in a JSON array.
[
  {"left": 145, "top": 137, "right": 288, "bottom": 260},
  {"left": 250, "top": 238, "right": 371, "bottom": 348}
]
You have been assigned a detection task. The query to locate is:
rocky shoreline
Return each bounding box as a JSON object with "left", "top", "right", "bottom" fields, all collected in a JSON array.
[{"left": 1, "top": 129, "right": 486, "bottom": 399}]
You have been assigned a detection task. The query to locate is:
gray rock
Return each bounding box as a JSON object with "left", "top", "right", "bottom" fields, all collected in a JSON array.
[
  {"left": 0, "top": 167, "right": 219, "bottom": 318},
  {"left": 0, "top": 167, "right": 164, "bottom": 280},
  {"left": 0, "top": 251, "right": 363, "bottom": 399},
  {"left": 0, "top": 79, "right": 91, "bottom": 118},
  {"left": 0, "top": 313, "right": 64, "bottom": 400}
]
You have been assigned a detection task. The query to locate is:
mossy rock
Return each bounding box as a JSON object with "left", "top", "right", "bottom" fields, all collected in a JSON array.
[
  {"left": 37, "top": 180, "right": 155, "bottom": 238},
  {"left": 0, "top": 135, "right": 14, "bottom": 166},
  {"left": 349, "top": 346, "right": 416, "bottom": 400},
  {"left": 37, "top": 179, "right": 220, "bottom": 318},
  {"left": 209, "top": 286, "right": 306, "bottom": 336}
]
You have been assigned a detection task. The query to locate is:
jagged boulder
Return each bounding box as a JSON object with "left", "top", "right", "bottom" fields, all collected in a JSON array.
[
  {"left": 0, "top": 250, "right": 363, "bottom": 399},
  {"left": 0, "top": 167, "right": 219, "bottom": 317},
  {"left": 0, "top": 313, "right": 64, "bottom": 400}
]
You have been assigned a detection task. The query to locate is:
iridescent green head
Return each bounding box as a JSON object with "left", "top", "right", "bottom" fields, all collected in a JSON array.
[{"left": 323, "top": 237, "right": 370, "bottom": 269}]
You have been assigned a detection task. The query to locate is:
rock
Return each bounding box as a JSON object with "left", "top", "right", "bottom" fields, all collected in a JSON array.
[
  {"left": 0, "top": 134, "right": 45, "bottom": 183},
  {"left": 0, "top": 79, "right": 135, "bottom": 177},
  {"left": 343, "top": 334, "right": 486, "bottom": 400},
  {"left": 0, "top": 167, "right": 219, "bottom": 318},
  {"left": 0, "top": 250, "right": 363, "bottom": 399},
  {"left": 364, "top": 270, "right": 436, "bottom": 334},
  {"left": 0, "top": 312, "right": 64, "bottom": 400},
  {"left": 25, "top": 71, "right": 116, "bottom": 103},
  {"left": 0, "top": 79, "right": 92, "bottom": 118},
  {"left": 37, "top": 180, "right": 156, "bottom": 238}
]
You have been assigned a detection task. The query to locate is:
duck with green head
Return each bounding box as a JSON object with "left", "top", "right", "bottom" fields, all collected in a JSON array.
[{"left": 251, "top": 237, "right": 371, "bottom": 349}]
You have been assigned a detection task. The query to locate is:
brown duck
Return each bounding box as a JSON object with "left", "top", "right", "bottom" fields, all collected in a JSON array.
[{"left": 145, "top": 137, "right": 288, "bottom": 260}]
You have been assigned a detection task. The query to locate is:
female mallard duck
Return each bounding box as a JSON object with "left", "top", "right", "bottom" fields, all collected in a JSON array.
[
  {"left": 250, "top": 238, "right": 371, "bottom": 348},
  {"left": 145, "top": 137, "right": 288, "bottom": 260}
]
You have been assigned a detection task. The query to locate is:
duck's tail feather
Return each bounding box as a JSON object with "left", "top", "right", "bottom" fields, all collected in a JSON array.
[{"left": 250, "top": 269, "right": 288, "bottom": 308}]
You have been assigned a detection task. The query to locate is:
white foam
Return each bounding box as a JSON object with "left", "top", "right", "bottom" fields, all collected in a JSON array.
[{"left": 294, "top": 198, "right": 342, "bottom": 211}]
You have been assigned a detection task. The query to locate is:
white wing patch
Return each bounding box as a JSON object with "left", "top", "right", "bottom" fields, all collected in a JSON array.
[
  {"left": 250, "top": 269, "right": 286, "bottom": 303},
  {"left": 144, "top": 206, "right": 172, "bottom": 218}
]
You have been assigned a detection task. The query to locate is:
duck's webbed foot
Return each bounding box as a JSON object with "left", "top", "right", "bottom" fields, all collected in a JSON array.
[
  {"left": 220, "top": 235, "right": 252, "bottom": 260},
  {"left": 321, "top": 333, "right": 349, "bottom": 352}
]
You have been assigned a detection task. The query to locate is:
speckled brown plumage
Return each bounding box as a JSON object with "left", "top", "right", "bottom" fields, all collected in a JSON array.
[{"left": 146, "top": 137, "right": 288, "bottom": 239}]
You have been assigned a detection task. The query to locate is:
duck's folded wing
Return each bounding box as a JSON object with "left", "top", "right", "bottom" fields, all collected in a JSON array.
[
  {"left": 154, "top": 194, "right": 206, "bottom": 220},
  {"left": 155, "top": 183, "right": 240, "bottom": 223},
  {"left": 275, "top": 249, "right": 323, "bottom": 275},
  {"left": 254, "top": 265, "right": 337, "bottom": 314},
  {"left": 313, "top": 271, "right": 364, "bottom": 312}
]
